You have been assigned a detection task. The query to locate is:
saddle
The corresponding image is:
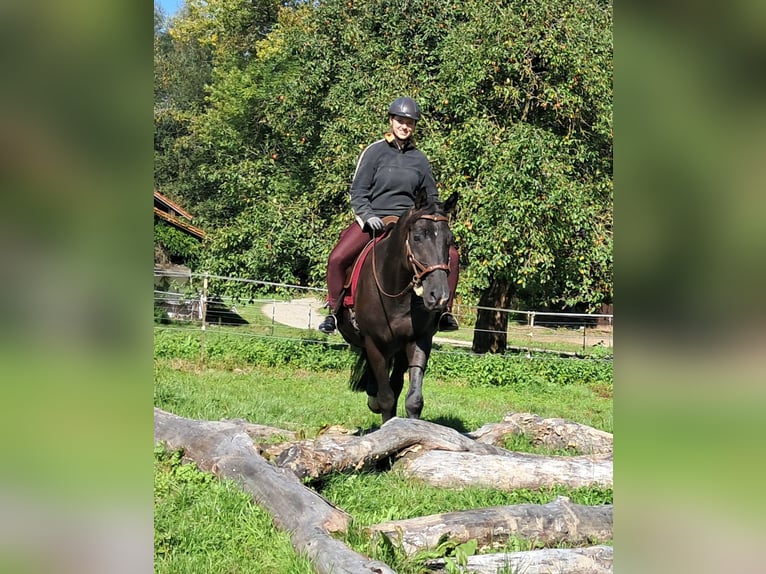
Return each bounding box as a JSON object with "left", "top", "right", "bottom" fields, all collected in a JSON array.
[{"left": 342, "top": 216, "right": 398, "bottom": 309}]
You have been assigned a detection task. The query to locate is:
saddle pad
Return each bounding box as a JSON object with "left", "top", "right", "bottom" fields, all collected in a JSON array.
[{"left": 343, "top": 235, "right": 386, "bottom": 308}]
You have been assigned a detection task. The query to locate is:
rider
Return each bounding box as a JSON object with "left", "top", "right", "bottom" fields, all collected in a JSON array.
[{"left": 318, "top": 96, "right": 460, "bottom": 334}]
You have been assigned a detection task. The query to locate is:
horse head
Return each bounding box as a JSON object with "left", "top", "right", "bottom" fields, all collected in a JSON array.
[{"left": 401, "top": 189, "right": 459, "bottom": 311}]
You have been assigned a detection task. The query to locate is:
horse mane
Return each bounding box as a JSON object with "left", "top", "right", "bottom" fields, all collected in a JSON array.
[{"left": 397, "top": 194, "right": 444, "bottom": 232}]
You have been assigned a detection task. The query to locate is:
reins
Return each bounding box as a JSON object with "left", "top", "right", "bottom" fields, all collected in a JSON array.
[{"left": 371, "top": 213, "right": 450, "bottom": 299}]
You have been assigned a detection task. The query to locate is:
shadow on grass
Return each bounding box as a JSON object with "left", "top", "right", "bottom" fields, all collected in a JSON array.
[
  {"left": 354, "top": 415, "right": 469, "bottom": 436},
  {"left": 424, "top": 414, "right": 470, "bottom": 434}
]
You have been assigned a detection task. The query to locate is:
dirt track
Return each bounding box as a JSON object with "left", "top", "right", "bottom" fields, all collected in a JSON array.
[
  {"left": 261, "top": 297, "right": 612, "bottom": 350},
  {"left": 260, "top": 297, "right": 328, "bottom": 331},
  {"left": 260, "top": 297, "right": 472, "bottom": 347}
]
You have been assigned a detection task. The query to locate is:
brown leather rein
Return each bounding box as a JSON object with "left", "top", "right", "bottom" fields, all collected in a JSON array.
[{"left": 372, "top": 213, "right": 450, "bottom": 299}]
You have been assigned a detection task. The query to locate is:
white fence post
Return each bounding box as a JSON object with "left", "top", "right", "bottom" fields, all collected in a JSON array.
[
  {"left": 200, "top": 273, "right": 208, "bottom": 362},
  {"left": 200, "top": 273, "right": 208, "bottom": 327}
]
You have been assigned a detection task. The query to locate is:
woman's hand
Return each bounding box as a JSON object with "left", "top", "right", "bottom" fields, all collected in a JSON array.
[{"left": 365, "top": 216, "right": 385, "bottom": 232}]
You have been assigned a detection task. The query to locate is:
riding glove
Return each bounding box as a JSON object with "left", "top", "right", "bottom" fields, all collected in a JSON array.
[{"left": 365, "top": 216, "right": 385, "bottom": 232}]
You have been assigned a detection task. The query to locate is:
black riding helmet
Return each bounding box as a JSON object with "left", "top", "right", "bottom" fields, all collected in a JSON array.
[{"left": 388, "top": 97, "right": 421, "bottom": 121}]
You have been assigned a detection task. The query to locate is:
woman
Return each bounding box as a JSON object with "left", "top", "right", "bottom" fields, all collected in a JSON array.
[{"left": 319, "top": 96, "right": 459, "bottom": 334}]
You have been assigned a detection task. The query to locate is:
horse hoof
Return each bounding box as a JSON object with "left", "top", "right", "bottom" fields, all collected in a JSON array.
[{"left": 367, "top": 395, "right": 382, "bottom": 413}]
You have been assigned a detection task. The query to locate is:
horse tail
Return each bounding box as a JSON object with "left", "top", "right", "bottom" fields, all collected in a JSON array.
[{"left": 349, "top": 348, "right": 369, "bottom": 393}]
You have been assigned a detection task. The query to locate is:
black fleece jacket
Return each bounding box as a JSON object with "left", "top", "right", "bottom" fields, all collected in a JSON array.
[{"left": 349, "top": 133, "right": 439, "bottom": 227}]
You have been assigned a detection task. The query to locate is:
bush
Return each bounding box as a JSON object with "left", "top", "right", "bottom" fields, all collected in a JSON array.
[
  {"left": 154, "top": 329, "right": 612, "bottom": 390},
  {"left": 154, "top": 220, "right": 201, "bottom": 267},
  {"left": 154, "top": 329, "right": 356, "bottom": 371}
]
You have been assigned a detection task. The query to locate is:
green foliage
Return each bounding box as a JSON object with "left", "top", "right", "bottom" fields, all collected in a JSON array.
[
  {"left": 200, "top": 196, "right": 324, "bottom": 292},
  {"left": 415, "top": 537, "right": 477, "bottom": 574},
  {"left": 446, "top": 539, "right": 478, "bottom": 574},
  {"left": 429, "top": 350, "right": 612, "bottom": 390},
  {"left": 154, "top": 219, "right": 202, "bottom": 267},
  {"left": 154, "top": 0, "right": 613, "bottom": 311},
  {"left": 154, "top": 328, "right": 611, "bottom": 391},
  {"left": 154, "top": 328, "right": 355, "bottom": 370},
  {"left": 154, "top": 4, "right": 214, "bottom": 201}
]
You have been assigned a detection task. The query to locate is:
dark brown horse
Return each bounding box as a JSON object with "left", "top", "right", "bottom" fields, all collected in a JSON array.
[{"left": 337, "top": 189, "right": 459, "bottom": 423}]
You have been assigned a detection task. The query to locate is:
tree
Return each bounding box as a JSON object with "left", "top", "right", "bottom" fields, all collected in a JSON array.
[
  {"left": 154, "top": 2, "right": 215, "bottom": 221},
  {"left": 422, "top": 0, "right": 613, "bottom": 350},
  {"left": 154, "top": 0, "right": 613, "bottom": 352}
]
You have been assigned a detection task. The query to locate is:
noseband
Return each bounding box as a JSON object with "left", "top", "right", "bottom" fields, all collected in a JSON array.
[{"left": 373, "top": 213, "right": 450, "bottom": 298}]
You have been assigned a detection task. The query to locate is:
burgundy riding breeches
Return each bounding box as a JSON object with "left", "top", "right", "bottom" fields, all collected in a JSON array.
[{"left": 325, "top": 221, "right": 459, "bottom": 311}]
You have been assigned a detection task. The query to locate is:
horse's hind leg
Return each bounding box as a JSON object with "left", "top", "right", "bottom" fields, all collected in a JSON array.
[
  {"left": 365, "top": 342, "right": 397, "bottom": 423},
  {"left": 366, "top": 364, "right": 382, "bottom": 413}
]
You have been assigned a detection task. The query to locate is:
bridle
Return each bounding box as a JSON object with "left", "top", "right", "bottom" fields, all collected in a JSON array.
[{"left": 372, "top": 213, "right": 450, "bottom": 298}]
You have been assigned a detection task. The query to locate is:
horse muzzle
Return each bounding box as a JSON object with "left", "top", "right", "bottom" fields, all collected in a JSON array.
[{"left": 416, "top": 270, "right": 450, "bottom": 311}]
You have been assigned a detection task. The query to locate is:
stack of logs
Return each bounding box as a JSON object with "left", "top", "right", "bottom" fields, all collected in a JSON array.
[{"left": 154, "top": 408, "right": 613, "bottom": 574}]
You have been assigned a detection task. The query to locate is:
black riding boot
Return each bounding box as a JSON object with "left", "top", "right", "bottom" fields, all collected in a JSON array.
[
  {"left": 438, "top": 312, "right": 459, "bottom": 332},
  {"left": 318, "top": 314, "right": 337, "bottom": 334}
]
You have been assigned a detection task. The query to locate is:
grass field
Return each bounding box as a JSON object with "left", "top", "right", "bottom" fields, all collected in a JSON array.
[
  {"left": 158, "top": 289, "right": 613, "bottom": 357},
  {"left": 154, "top": 324, "right": 612, "bottom": 573}
]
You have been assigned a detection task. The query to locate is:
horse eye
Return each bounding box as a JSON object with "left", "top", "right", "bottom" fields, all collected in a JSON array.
[{"left": 412, "top": 233, "right": 423, "bottom": 242}]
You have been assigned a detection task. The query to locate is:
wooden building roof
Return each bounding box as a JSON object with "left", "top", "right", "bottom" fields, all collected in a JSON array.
[{"left": 154, "top": 189, "right": 206, "bottom": 240}]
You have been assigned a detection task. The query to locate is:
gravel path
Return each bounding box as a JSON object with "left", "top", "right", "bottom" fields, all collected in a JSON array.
[
  {"left": 260, "top": 297, "right": 328, "bottom": 331},
  {"left": 261, "top": 297, "right": 471, "bottom": 347}
]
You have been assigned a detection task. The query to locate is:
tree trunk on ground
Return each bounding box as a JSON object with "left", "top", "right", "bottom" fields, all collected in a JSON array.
[
  {"left": 220, "top": 417, "right": 299, "bottom": 443},
  {"left": 472, "top": 280, "right": 513, "bottom": 354},
  {"left": 153, "top": 408, "right": 396, "bottom": 574},
  {"left": 397, "top": 450, "right": 612, "bottom": 490},
  {"left": 423, "top": 545, "right": 613, "bottom": 574},
  {"left": 273, "top": 417, "right": 508, "bottom": 481},
  {"left": 155, "top": 409, "right": 613, "bottom": 573},
  {"left": 262, "top": 417, "right": 611, "bottom": 489},
  {"left": 468, "top": 412, "right": 613, "bottom": 455},
  {"left": 368, "top": 496, "right": 612, "bottom": 555}
]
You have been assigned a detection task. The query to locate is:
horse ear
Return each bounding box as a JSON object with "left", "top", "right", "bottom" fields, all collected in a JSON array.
[
  {"left": 414, "top": 188, "right": 429, "bottom": 209},
  {"left": 443, "top": 191, "right": 459, "bottom": 214}
]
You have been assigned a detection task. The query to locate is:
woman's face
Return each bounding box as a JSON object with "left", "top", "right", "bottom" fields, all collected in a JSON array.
[{"left": 390, "top": 115, "right": 417, "bottom": 140}]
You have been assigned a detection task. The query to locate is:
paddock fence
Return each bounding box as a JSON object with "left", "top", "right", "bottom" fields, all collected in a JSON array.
[{"left": 154, "top": 268, "right": 613, "bottom": 359}]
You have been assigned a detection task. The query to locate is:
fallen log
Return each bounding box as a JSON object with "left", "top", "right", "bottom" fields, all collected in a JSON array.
[
  {"left": 368, "top": 496, "right": 612, "bottom": 555},
  {"left": 468, "top": 412, "right": 613, "bottom": 455},
  {"left": 220, "top": 417, "right": 298, "bottom": 443},
  {"left": 153, "top": 408, "right": 396, "bottom": 574},
  {"left": 423, "top": 545, "right": 613, "bottom": 574},
  {"left": 275, "top": 417, "right": 508, "bottom": 480},
  {"left": 397, "top": 450, "right": 613, "bottom": 490}
]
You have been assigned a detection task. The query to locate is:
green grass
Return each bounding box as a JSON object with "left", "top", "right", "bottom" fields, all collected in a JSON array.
[
  {"left": 155, "top": 360, "right": 380, "bottom": 432},
  {"left": 321, "top": 471, "right": 612, "bottom": 571},
  {"left": 154, "top": 329, "right": 612, "bottom": 573},
  {"left": 321, "top": 470, "right": 613, "bottom": 523},
  {"left": 438, "top": 321, "right": 612, "bottom": 356},
  {"left": 154, "top": 447, "right": 315, "bottom": 574},
  {"left": 158, "top": 292, "right": 612, "bottom": 358},
  {"left": 155, "top": 357, "right": 611, "bottom": 435}
]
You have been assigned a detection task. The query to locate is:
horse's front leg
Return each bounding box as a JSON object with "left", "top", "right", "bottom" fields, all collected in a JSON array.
[
  {"left": 365, "top": 341, "right": 397, "bottom": 423},
  {"left": 389, "top": 351, "right": 407, "bottom": 413},
  {"left": 404, "top": 340, "right": 431, "bottom": 419}
]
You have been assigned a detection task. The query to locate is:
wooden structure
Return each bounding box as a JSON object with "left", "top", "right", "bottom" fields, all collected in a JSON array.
[{"left": 153, "top": 189, "right": 206, "bottom": 240}]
